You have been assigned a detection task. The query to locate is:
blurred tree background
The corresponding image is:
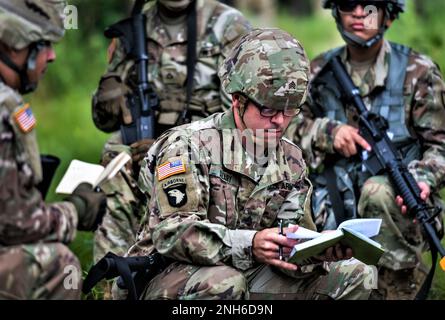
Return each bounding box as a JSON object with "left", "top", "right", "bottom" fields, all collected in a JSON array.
[{"left": 32, "top": 0, "right": 444, "bottom": 299}]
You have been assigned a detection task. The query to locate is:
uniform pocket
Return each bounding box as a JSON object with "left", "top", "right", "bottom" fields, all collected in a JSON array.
[
  {"left": 261, "top": 185, "right": 291, "bottom": 228},
  {"left": 208, "top": 175, "right": 238, "bottom": 228}
]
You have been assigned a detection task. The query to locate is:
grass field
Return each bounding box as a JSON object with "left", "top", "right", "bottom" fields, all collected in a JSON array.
[{"left": 30, "top": 3, "right": 445, "bottom": 299}]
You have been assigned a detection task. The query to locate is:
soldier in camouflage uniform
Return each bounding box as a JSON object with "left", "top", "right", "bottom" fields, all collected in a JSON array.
[
  {"left": 0, "top": 0, "right": 106, "bottom": 299},
  {"left": 127, "top": 28, "right": 375, "bottom": 300},
  {"left": 286, "top": 0, "right": 445, "bottom": 299},
  {"left": 91, "top": 0, "right": 251, "bottom": 273}
]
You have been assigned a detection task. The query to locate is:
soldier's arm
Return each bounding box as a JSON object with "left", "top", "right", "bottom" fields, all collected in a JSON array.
[
  {"left": 0, "top": 116, "right": 78, "bottom": 245},
  {"left": 407, "top": 57, "right": 445, "bottom": 190},
  {"left": 143, "top": 133, "right": 256, "bottom": 271},
  {"left": 92, "top": 38, "right": 133, "bottom": 133}
]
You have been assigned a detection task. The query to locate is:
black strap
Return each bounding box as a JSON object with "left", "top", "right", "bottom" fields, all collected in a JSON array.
[
  {"left": 324, "top": 156, "right": 346, "bottom": 226},
  {"left": 179, "top": 0, "right": 197, "bottom": 125},
  {"left": 415, "top": 246, "right": 438, "bottom": 300}
]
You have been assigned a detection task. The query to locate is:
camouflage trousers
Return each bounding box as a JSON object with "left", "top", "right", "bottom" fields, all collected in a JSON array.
[
  {"left": 0, "top": 243, "right": 81, "bottom": 299},
  {"left": 358, "top": 175, "right": 431, "bottom": 299},
  {"left": 140, "top": 259, "right": 375, "bottom": 300}
]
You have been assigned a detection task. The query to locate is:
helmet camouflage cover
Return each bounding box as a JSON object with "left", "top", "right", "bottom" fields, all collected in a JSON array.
[
  {"left": 0, "top": 0, "right": 66, "bottom": 50},
  {"left": 322, "top": 0, "right": 405, "bottom": 17},
  {"left": 219, "top": 28, "right": 310, "bottom": 111}
]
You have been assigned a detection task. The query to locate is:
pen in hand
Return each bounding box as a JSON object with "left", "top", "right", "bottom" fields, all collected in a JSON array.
[{"left": 279, "top": 219, "right": 284, "bottom": 261}]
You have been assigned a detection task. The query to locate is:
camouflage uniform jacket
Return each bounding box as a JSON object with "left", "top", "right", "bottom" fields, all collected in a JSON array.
[
  {"left": 130, "top": 110, "right": 315, "bottom": 271},
  {"left": 289, "top": 40, "right": 445, "bottom": 191},
  {"left": 92, "top": 0, "right": 251, "bottom": 132},
  {"left": 0, "top": 81, "right": 78, "bottom": 247}
]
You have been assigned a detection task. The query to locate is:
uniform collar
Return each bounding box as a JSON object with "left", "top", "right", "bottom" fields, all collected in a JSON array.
[
  {"left": 340, "top": 39, "right": 391, "bottom": 95},
  {"left": 145, "top": 0, "right": 208, "bottom": 46},
  {"left": 219, "top": 110, "right": 293, "bottom": 189}
]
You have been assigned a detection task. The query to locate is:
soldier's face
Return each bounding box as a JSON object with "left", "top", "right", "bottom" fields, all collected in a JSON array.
[
  {"left": 1, "top": 42, "right": 55, "bottom": 90},
  {"left": 27, "top": 43, "right": 56, "bottom": 84},
  {"left": 339, "top": 4, "right": 389, "bottom": 41},
  {"left": 233, "top": 94, "right": 293, "bottom": 144},
  {"left": 158, "top": 0, "right": 192, "bottom": 12}
]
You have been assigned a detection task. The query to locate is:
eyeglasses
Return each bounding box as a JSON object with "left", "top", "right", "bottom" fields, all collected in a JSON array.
[
  {"left": 337, "top": 1, "right": 386, "bottom": 14},
  {"left": 34, "top": 40, "right": 53, "bottom": 51},
  {"left": 248, "top": 98, "right": 302, "bottom": 118}
]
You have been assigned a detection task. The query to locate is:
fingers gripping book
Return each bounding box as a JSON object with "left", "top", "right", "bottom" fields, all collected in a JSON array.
[
  {"left": 55, "top": 151, "right": 131, "bottom": 194},
  {"left": 286, "top": 219, "right": 385, "bottom": 265}
]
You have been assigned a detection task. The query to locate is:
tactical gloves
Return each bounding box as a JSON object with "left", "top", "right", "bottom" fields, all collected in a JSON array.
[
  {"left": 130, "top": 138, "right": 155, "bottom": 166},
  {"left": 65, "top": 183, "right": 107, "bottom": 231}
]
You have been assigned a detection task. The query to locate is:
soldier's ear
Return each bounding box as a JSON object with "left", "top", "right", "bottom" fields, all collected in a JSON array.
[
  {"left": 385, "top": 19, "right": 393, "bottom": 28},
  {"left": 6, "top": 45, "right": 29, "bottom": 66},
  {"left": 232, "top": 93, "right": 241, "bottom": 110}
]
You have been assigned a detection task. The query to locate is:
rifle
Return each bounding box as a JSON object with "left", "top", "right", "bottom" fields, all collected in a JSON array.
[
  {"left": 327, "top": 56, "right": 445, "bottom": 298},
  {"left": 82, "top": 251, "right": 169, "bottom": 300},
  {"left": 104, "top": 0, "right": 158, "bottom": 145}
]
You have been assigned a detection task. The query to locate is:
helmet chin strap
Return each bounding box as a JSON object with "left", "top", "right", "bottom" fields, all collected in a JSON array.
[
  {"left": 334, "top": 6, "right": 390, "bottom": 49},
  {"left": 0, "top": 43, "right": 39, "bottom": 94},
  {"left": 237, "top": 94, "right": 249, "bottom": 128}
]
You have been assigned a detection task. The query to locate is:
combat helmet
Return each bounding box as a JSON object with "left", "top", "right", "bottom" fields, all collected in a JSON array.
[
  {"left": 219, "top": 28, "right": 310, "bottom": 113},
  {"left": 0, "top": 0, "right": 66, "bottom": 93},
  {"left": 322, "top": 0, "right": 405, "bottom": 48}
]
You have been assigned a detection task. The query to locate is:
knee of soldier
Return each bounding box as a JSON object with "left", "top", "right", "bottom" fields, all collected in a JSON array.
[
  {"left": 352, "top": 262, "right": 378, "bottom": 291},
  {"left": 37, "top": 243, "right": 82, "bottom": 287},
  {"left": 328, "top": 259, "right": 378, "bottom": 300},
  {"left": 185, "top": 266, "right": 248, "bottom": 300},
  {"left": 359, "top": 176, "right": 395, "bottom": 214}
]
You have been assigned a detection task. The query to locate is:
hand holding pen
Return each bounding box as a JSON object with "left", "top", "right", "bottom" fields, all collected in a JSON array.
[{"left": 251, "top": 222, "right": 300, "bottom": 271}]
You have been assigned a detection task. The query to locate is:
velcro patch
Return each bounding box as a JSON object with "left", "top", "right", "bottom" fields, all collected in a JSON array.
[
  {"left": 13, "top": 103, "right": 36, "bottom": 133},
  {"left": 157, "top": 158, "right": 186, "bottom": 181}
]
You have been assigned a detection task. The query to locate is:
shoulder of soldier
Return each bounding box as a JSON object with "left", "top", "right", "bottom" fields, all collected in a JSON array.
[
  {"left": 0, "top": 82, "right": 23, "bottom": 124},
  {"left": 281, "top": 137, "right": 308, "bottom": 180},
  {"left": 203, "top": 0, "right": 251, "bottom": 46},
  {"left": 310, "top": 47, "right": 344, "bottom": 78},
  {"left": 154, "top": 113, "right": 223, "bottom": 157},
  {"left": 404, "top": 46, "right": 443, "bottom": 81},
  {"left": 282, "top": 137, "right": 304, "bottom": 157}
]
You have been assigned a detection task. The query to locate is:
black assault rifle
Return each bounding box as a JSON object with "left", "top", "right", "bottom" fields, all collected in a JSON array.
[
  {"left": 104, "top": 0, "right": 158, "bottom": 145},
  {"left": 82, "top": 251, "right": 169, "bottom": 300},
  {"left": 327, "top": 56, "right": 445, "bottom": 298}
]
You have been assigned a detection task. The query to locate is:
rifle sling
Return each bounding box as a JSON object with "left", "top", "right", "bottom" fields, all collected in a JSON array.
[
  {"left": 415, "top": 245, "right": 437, "bottom": 300},
  {"left": 324, "top": 156, "right": 346, "bottom": 226},
  {"left": 181, "top": 0, "right": 197, "bottom": 124}
]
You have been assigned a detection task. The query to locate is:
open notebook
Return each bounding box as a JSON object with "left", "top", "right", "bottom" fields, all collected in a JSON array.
[
  {"left": 56, "top": 151, "right": 131, "bottom": 194},
  {"left": 287, "top": 219, "right": 384, "bottom": 265}
]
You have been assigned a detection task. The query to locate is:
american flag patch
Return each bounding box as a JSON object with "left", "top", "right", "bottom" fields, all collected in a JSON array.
[
  {"left": 14, "top": 104, "right": 36, "bottom": 133},
  {"left": 157, "top": 158, "right": 186, "bottom": 181}
]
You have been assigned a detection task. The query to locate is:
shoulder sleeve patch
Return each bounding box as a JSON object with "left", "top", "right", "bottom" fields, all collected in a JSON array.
[
  {"left": 13, "top": 103, "right": 36, "bottom": 133},
  {"left": 155, "top": 161, "right": 200, "bottom": 217},
  {"left": 156, "top": 157, "right": 186, "bottom": 181}
]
